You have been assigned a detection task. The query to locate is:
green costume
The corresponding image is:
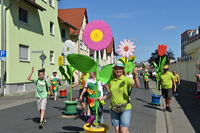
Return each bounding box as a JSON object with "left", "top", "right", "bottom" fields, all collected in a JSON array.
[
  {"left": 51, "top": 76, "right": 59, "bottom": 92},
  {"left": 159, "top": 72, "right": 174, "bottom": 89}
]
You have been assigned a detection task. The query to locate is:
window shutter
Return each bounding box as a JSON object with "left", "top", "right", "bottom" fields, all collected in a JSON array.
[{"left": 19, "top": 45, "right": 28, "bottom": 60}]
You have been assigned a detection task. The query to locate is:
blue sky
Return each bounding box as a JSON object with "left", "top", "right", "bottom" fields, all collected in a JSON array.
[{"left": 58, "top": 0, "right": 200, "bottom": 63}]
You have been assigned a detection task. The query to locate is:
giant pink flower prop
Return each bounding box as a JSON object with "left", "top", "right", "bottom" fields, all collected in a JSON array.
[
  {"left": 117, "top": 39, "right": 136, "bottom": 58},
  {"left": 82, "top": 20, "right": 113, "bottom": 51}
]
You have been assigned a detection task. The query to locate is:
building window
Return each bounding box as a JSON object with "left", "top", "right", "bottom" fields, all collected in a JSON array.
[
  {"left": 61, "top": 29, "right": 65, "bottom": 39},
  {"left": 50, "top": 51, "right": 54, "bottom": 63},
  {"left": 50, "top": 22, "right": 54, "bottom": 35},
  {"left": 19, "top": 45, "right": 29, "bottom": 61},
  {"left": 49, "top": 0, "right": 54, "bottom": 7},
  {"left": 80, "top": 40, "right": 83, "bottom": 50},
  {"left": 19, "top": 7, "right": 28, "bottom": 24}
]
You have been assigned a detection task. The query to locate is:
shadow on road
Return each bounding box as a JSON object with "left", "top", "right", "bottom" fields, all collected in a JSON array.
[
  {"left": 62, "top": 126, "right": 84, "bottom": 133},
  {"left": 53, "top": 106, "right": 65, "bottom": 111},
  {"left": 24, "top": 117, "right": 49, "bottom": 124},
  {"left": 135, "top": 98, "right": 148, "bottom": 103},
  {"left": 143, "top": 104, "right": 164, "bottom": 111}
]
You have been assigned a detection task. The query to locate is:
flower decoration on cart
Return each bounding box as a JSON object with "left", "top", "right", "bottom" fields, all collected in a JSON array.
[
  {"left": 67, "top": 20, "right": 113, "bottom": 127},
  {"left": 117, "top": 39, "right": 137, "bottom": 73},
  {"left": 152, "top": 44, "right": 167, "bottom": 95}
]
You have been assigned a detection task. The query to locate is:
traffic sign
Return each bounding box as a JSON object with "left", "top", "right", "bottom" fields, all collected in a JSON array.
[
  {"left": 32, "top": 51, "right": 42, "bottom": 53},
  {"left": 0, "top": 50, "right": 6, "bottom": 57},
  {"left": 39, "top": 53, "right": 47, "bottom": 61},
  {"left": 0, "top": 57, "right": 6, "bottom": 61}
]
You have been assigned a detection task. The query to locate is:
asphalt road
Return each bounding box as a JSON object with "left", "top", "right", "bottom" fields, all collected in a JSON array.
[{"left": 0, "top": 77, "right": 157, "bottom": 133}]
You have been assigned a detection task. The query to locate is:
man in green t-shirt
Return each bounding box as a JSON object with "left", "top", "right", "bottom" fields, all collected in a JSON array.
[
  {"left": 27, "top": 67, "right": 51, "bottom": 129},
  {"left": 158, "top": 65, "right": 176, "bottom": 112},
  {"left": 72, "top": 73, "right": 90, "bottom": 116}
]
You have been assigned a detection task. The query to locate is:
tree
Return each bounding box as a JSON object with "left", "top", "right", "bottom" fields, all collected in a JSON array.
[{"left": 148, "top": 49, "right": 175, "bottom": 68}]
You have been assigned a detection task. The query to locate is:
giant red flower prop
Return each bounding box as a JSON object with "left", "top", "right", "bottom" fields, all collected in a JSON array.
[{"left": 158, "top": 44, "right": 167, "bottom": 56}]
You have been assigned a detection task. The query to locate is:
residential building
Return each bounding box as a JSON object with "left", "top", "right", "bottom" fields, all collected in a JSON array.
[
  {"left": 181, "top": 26, "right": 200, "bottom": 62},
  {"left": 90, "top": 37, "right": 118, "bottom": 69},
  {"left": 58, "top": 8, "right": 89, "bottom": 81},
  {"left": 58, "top": 8, "right": 89, "bottom": 56},
  {"left": 0, "top": 0, "right": 77, "bottom": 94}
]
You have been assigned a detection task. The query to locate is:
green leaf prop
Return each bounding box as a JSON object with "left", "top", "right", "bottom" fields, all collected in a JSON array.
[
  {"left": 152, "top": 61, "right": 159, "bottom": 72},
  {"left": 67, "top": 54, "right": 97, "bottom": 73},
  {"left": 59, "top": 66, "right": 70, "bottom": 83},
  {"left": 159, "top": 56, "right": 166, "bottom": 73},
  {"left": 99, "top": 64, "right": 113, "bottom": 83},
  {"left": 125, "top": 62, "right": 134, "bottom": 73}
]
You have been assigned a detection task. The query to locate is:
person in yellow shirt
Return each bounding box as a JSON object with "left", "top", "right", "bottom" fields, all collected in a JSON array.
[
  {"left": 172, "top": 71, "right": 180, "bottom": 96},
  {"left": 158, "top": 65, "right": 176, "bottom": 112}
]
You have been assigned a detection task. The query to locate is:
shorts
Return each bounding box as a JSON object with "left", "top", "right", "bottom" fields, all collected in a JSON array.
[
  {"left": 110, "top": 109, "right": 132, "bottom": 127},
  {"left": 162, "top": 88, "right": 172, "bottom": 98},
  {"left": 36, "top": 98, "right": 47, "bottom": 110},
  {"left": 79, "top": 89, "right": 88, "bottom": 103}
]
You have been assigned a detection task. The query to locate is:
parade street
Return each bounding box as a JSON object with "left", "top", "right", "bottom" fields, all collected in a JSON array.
[{"left": 0, "top": 77, "right": 198, "bottom": 133}]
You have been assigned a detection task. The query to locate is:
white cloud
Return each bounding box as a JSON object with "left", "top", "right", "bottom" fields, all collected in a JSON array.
[
  {"left": 163, "top": 25, "right": 177, "bottom": 30},
  {"left": 129, "top": 38, "right": 139, "bottom": 42}
]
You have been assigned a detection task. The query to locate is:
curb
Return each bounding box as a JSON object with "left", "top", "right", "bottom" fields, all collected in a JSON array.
[
  {"left": 160, "top": 97, "right": 173, "bottom": 133},
  {"left": 149, "top": 79, "right": 173, "bottom": 133}
]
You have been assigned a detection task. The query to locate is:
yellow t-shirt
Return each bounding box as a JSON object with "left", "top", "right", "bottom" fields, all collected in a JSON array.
[
  {"left": 159, "top": 72, "right": 174, "bottom": 89},
  {"left": 174, "top": 74, "right": 179, "bottom": 82},
  {"left": 109, "top": 75, "right": 134, "bottom": 110}
]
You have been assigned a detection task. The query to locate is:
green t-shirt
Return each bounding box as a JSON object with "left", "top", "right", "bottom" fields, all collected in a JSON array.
[
  {"left": 78, "top": 73, "right": 90, "bottom": 89},
  {"left": 109, "top": 75, "right": 134, "bottom": 110},
  {"left": 34, "top": 78, "right": 51, "bottom": 98},
  {"left": 159, "top": 72, "right": 174, "bottom": 89}
]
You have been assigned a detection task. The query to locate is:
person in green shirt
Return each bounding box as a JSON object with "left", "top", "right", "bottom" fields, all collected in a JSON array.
[
  {"left": 97, "top": 61, "right": 140, "bottom": 133},
  {"left": 72, "top": 72, "right": 90, "bottom": 116},
  {"left": 143, "top": 69, "right": 150, "bottom": 89},
  {"left": 158, "top": 65, "right": 176, "bottom": 112},
  {"left": 27, "top": 67, "right": 51, "bottom": 129}
]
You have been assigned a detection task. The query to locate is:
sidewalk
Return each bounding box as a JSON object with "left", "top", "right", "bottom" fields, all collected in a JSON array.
[
  {"left": 0, "top": 84, "right": 74, "bottom": 110},
  {"left": 149, "top": 78, "right": 195, "bottom": 133}
]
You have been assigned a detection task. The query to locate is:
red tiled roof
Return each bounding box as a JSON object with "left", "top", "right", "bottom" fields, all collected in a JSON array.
[
  {"left": 24, "top": 0, "right": 46, "bottom": 11},
  {"left": 58, "top": 8, "right": 88, "bottom": 35},
  {"left": 106, "top": 37, "right": 118, "bottom": 55},
  {"left": 58, "top": 17, "right": 78, "bottom": 30}
]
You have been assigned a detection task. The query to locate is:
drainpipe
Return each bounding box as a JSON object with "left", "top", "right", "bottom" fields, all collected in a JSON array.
[{"left": 1, "top": 0, "right": 19, "bottom": 96}]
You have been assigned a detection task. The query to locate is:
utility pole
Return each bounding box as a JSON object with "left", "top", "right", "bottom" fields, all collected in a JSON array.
[{"left": 1, "top": 0, "right": 5, "bottom": 96}]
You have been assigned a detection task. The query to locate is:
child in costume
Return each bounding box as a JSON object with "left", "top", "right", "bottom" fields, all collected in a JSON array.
[
  {"left": 79, "top": 72, "right": 108, "bottom": 123},
  {"left": 50, "top": 70, "right": 61, "bottom": 101}
]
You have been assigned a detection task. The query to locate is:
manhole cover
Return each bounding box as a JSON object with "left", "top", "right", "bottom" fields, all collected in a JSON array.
[{"left": 58, "top": 114, "right": 78, "bottom": 119}]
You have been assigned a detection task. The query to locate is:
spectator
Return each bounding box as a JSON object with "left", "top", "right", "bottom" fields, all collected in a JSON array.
[{"left": 172, "top": 71, "right": 180, "bottom": 96}]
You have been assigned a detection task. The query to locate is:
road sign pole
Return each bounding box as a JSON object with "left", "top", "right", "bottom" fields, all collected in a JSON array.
[{"left": 42, "top": 50, "right": 44, "bottom": 69}]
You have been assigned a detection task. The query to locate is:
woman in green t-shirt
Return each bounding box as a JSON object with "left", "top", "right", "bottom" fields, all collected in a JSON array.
[{"left": 97, "top": 61, "right": 140, "bottom": 133}]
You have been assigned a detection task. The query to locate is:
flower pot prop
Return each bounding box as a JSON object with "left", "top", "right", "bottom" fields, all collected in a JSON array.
[
  {"left": 150, "top": 44, "right": 167, "bottom": 106},
  {"left": 58, "top": 40, "right": 78, "bottom": 114},
  {"left": 67, "top": 20, "right": 113, "bottom": 131}
]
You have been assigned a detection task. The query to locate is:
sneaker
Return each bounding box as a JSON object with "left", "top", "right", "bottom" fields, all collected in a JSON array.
[
  {"left": 42, "top": 118, "right": 46, "bottom": 124},
  {"left": 166, "top": 107, "right": 172, "bottom": 112},
  {"left": 87, "top": 113, "right": 91, "bottom": 117},
  {"left": 39, "top": 122, "right": 43, "bottom": 129},
  {"left": 80, "top": 112, "right": 86, "bottom": 116},
  {"left": 176, "top": 93, "right": 178, "bottom": 96}
]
